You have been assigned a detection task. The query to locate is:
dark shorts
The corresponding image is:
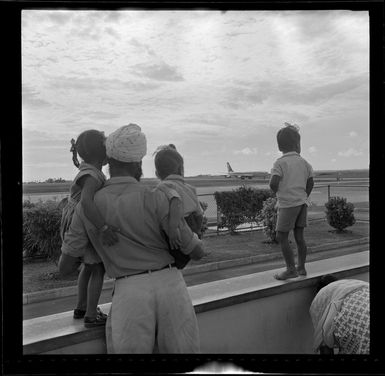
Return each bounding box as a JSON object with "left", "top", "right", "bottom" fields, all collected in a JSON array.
[{"left": 276, "top": 204, "right": 307, "bottom": 233}]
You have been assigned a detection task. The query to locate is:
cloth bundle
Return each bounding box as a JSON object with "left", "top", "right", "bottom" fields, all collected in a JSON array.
[{"left": 309, "top": 279, "right": 369, "bottom": 352}]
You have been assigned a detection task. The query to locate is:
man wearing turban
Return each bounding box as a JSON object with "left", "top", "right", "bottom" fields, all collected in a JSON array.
[{"left": 59, "top": 124, "right": 205, "bottom": 353}]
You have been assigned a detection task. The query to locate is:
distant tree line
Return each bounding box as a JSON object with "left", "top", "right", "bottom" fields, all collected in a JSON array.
[
  {"left": 44, "top": 178, "right": 67, "bottom": 183},
  {"left": 24, "top": 178, "right": 69, "bottom": 184}
]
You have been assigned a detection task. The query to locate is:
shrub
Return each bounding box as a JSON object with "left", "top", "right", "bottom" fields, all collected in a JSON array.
[
  {"left": 214, "top": 187, "right": 272, "bottom": 234},
  {"left": 23, "top": 200, "right": 62, "bottom": 262},
  {"left": 258, "top": 197, "right": 278, "bottom": 243},
  {"left": 214, "top": 191, "right": 246, "bottom": 234},
  {"left": 236, "top": 185, "right": 272, "bottom": 223},
  {"left": 23, "top": 200, "right": 36, "bottom": 209},
  {"left": 325, "top": 196, "right": 356, "bottom": 232}
]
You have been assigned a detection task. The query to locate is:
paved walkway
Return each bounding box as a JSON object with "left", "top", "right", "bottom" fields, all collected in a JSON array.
[{"left": 23, "top": 243, "right": 367, "bottom": 320}]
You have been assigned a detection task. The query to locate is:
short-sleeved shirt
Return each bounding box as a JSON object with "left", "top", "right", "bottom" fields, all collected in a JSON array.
[
  {"left": 60, "top": 162, "right": 106, "bottom": 242},
  {"left": 156, "top": 175, "right": 203, "bottom": 217},
  {"left": 68, "top": 162, "right": 106, "bottom": 202},
  {"left": 61, "top": 176, "right": 202, "bottom": 278},
  {"left": 270, "top": 152, "right": 314, "bottom": 208}
]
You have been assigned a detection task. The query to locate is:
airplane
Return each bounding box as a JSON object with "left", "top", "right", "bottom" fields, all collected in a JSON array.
[{"left": 226, "top": 162, "right": 270, "bottom": 180}]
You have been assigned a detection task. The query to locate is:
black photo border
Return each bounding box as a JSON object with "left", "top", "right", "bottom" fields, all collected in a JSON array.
[{"left": 1, "top": 0, "right": 384, "bottom": 374}]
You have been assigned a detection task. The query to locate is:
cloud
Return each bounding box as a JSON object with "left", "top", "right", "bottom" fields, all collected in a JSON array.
[
  {"left": 47, "top": 76, "right": 161, "bottom": 93},
  {"left": 129, "top": 39, "right": 156, "bottom": 57},
  {"left": 273, "top": 74, "right": 368, "bottom": 105},
  {"left": 103, "top": 11, "right": 124, "bottom": 23},
  {"left": 222, "top": 85, "right": 269, "bottom": 109},
  {"left": 46, "top": 11, "right": 74, "bottom": 25},
  {"left": 131, "top": 62, "right": 184, "bottom": 82},
  {"left": 86, "top": 111, "right": 122, "bottom": 120},
  {"left": 21, "top": 10, "right": 370, "bottom": 180},
  {"left": 338, "top": 148, "right": 363, "bottom": 157},
  {"left": 104, "top": 26, "right": 121, "bottom": 39},
  {"left": 182, "top": 113, "right": 233, "bottom": 128},
  {"left": 22, "top": 85, "right": 51, "bottom": 108},
  {"left": 234, "top": 147, "right": 258, "bottom": 155}
]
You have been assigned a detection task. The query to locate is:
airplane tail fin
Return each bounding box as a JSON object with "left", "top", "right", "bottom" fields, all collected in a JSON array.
[{"left": 226, "top": 162, "right": 233, "bottom": 173}]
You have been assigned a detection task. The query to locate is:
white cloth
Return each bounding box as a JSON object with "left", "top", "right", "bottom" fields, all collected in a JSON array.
[
  {"left": 270, "top": 151, "right": 314, "bottom": 208},
  {"left": 106, "top": 124, "right": 147, "bottom": 162},
  {"left": 106, "top": 267, "right": 200, "bottom": 354},
  {"left": 309, "top": 279, "right": 369, "bottom": 352}
]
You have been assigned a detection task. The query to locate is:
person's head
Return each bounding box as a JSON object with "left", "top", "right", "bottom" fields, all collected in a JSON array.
[
  {"left": 276, "top": 123, "right": 301, "bottom": 153},
  {"left": 105, "top": 123, "right": 147, "bottom": 181},
  {"left": 316, "top": 274, "right": 339, "bottom": 293},
  {"left": 72, "top": 130, "right": 106, "bottom": 167},
  {"left": 154, "top": 145, "right": 184, "bottom": 180}
]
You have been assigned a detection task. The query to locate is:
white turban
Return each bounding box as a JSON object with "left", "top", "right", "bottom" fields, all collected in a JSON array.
[{"left": 106, "top": 124, "right": 147, "bottom": 162}]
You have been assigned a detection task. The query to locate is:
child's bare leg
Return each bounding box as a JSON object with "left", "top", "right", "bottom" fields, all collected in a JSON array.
[
  {"left": 294, "top": 227, "right": 307, "bottom": 275},
  {"left": 275, "top": 231, "right": 298, "bottom": 280},
  {"left": 76, "top": 263, "right": 93, "bottom": 311},
  {"left": 85, "top": 263, "right": 105, "bottom": 319}
]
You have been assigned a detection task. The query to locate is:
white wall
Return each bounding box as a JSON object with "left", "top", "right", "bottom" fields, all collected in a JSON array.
[
  {"left": 38, "top": 271, "right": 368, "bottom": 354},
  {"left": 198, "top": 271, "right": 368, "bottom": 354}
]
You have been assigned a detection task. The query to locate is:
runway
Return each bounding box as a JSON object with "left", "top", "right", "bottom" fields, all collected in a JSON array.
[{"left": 23, "top": 179, "right": 369, "bottom": 225}]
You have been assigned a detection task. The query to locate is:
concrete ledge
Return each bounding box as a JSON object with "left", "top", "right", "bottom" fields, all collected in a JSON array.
[
  {"left": 23, "top": 237, "right": 369, "bottom": 304},
  {"left": 23, "top": 251, "right": 369, "bottom": 354}
]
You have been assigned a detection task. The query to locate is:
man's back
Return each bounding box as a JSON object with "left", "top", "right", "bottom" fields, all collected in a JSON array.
[{"left": 82, "top": 176, "right": 175, "bottom": 277}]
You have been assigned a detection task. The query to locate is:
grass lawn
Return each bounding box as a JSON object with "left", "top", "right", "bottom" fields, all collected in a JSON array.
[{"left": 23, "top": 219, "right": 369, "bottom": 294}]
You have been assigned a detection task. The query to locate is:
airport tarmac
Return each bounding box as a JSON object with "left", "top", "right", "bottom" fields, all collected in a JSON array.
[
  {"left": 23, "top": 179, "right": 369, "bottom": 205},
  {"left": 22, "top": 179, "right": 369, "bottom": 226}
]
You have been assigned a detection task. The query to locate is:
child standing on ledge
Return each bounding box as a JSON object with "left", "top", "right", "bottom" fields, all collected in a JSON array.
[
  {"left": 269, "top": 123, "right": 314, "bottom": 280},
  {"left": 61, "top": 130, "right": 119, "bottom": 327}
]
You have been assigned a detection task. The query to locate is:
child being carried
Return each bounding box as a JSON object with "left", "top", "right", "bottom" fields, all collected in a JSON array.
[{"left": 153, "top": 144, "right": 204, "bottom": 269}]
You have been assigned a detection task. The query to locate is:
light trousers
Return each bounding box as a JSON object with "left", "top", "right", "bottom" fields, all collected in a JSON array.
[{"left": 106, "top": 266, "right": 200, "bottom": 354}]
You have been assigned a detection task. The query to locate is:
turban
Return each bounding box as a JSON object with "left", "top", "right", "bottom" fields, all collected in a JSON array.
[{"left": 106, "top": 124, "right": 147, "bottom": 162}]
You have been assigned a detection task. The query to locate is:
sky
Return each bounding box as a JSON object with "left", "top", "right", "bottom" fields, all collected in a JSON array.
[{"left": 22, "top": 10, "right": 369, "bottom": 182}]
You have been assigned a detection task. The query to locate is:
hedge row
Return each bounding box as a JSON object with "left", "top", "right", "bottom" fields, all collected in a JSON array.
[
  {"left": 23, "top": 200, "right": 63, "bottom": 263},
  {"left": 214, "top": 185, "right": 273, "bottom": 233},
  {"left": 23, "top": 191, "right": 357, "bottom": 262}
]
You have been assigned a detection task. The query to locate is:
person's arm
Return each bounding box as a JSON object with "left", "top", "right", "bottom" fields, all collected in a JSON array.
[
  {"left": 156, "top": 190, "right": 206, "bottom": 260},
  {"left": 168, "top": 197, "right": 184, "bottom": 249},
  {"left": 79, "top": 176, "right": 119, "bottom": 246},
  {"left": 269, "top": 161, "right": 282, "bottom": 194},
  {"left": 269, "top": 175, "right": 281, "bottom": 194},
  {"left": 306, "top": 177, "right": 314, "bottom": 197},
  {"left": 194, "top": 213, "right": 204, "bottom": 238},
  {"left": 189, "top": 243, "right": 206, "bottom": 260},
  {"left": 58, "top": 253, "right": 82, "bottom": 277}
]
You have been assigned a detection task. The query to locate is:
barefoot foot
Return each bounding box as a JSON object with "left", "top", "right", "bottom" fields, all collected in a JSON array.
[
  {"left": 296, "top": 267, "right": 307, "bottom": 276},
  {"left": 274, "top": 269, "right": 298, "bottom": 280}
]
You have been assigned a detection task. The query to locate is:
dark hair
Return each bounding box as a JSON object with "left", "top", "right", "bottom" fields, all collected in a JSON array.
[
  {"left": 108, "top": 158, "right": 142, "bottom": 181},
  {"left": 154, "top": 147, "right": 183, "bottom": 180},
  {"left": 276, "top": 124, "right": 300, "bottom": 152},
  {"left": 72, "top": 130, "right": 106, "bottom": 167},
  {"left": 316, "top": 274, "right": 339, "bottom": 293}
]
